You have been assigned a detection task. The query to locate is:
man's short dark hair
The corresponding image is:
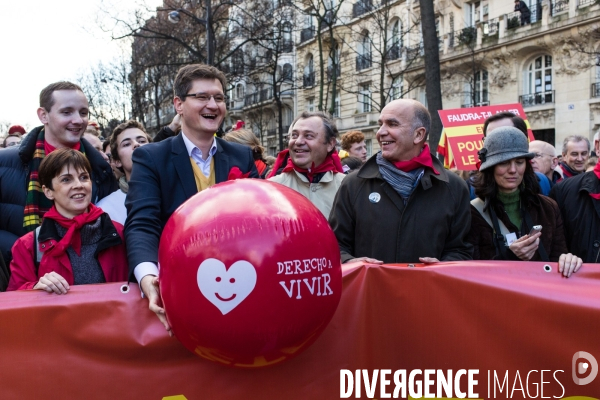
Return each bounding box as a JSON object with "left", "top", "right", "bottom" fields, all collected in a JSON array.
[
  {"left": 39, "top": 81, "right": 84, "bottom": 112},
  {"left": 291, "top": 111, "right": 339, "bottom": 144},
  {"left": 109, "top": 120, "right": 151, "bottom": 162},
  {"left": 174, "top": 64, "right": 227, "bottom": 99},
  {"left": 39, "top": 148, "right": 92, "bottom": 191},
  {"left": 483, "top": 112, "right": 528, "bottom": 136},
  {"left": 3, "top": 133, "right": 22, "bottom": 148}
]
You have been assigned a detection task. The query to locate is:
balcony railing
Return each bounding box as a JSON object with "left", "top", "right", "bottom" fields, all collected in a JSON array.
[
  {"left": 303, "top": 71, "right": 315, "bottom": 87},
  {"left": 300, "top": 27, "right": 315, "bottom": 43},
  {"left": 507, "top": 2, "right": 541, "bottom": 29},
  {"left": 244, "top": 88, "right": 273, "bottom": 107},
  {"left": 483, "top": 18, "right": 499, "bottom": 36},
  {"left": 327, "top": 65, "right": 341, "bottom": 81},
  {"left": 461, "top": 102, "right": 490, "bottom": 108},
  {"left": 579, "top": 0, "right": 596, "bottom": 7},
  {"left": 519, "top": 91, "right": 555, "bottom": 107},
  {"left": 592, "top": 83, "right": 600, "bottom": 98},
  {"left": 352, "top": 1, "right": 373, "bottom": 18},
  {"left": 386, "top": 44, "right": 402, "bottom": 61},
  {"left": 406, "top": 44, "right": 424, "bottom": 59},
  {"left": 356, "top": 54, "right": 372, "bottom": 71},
  {"left": 551, "top": 0, "right": 569, "bottom": 15}
]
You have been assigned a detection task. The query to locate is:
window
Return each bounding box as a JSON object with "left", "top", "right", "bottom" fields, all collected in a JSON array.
[
  {"left": 327, "top": 44, "right": 341, "bottom": 81},
  {"left": 283, "top": 63, "right": 293, "bottom": 81},
  {"left": 464, "top": 70, "right": 488, "bottom": 107},
  {"left": 281, "top": 22, "right": 293, "bottom": 53},
  {"left": 365, "top": 138, "right": 372, "bottom": 157},
  {"left": 307, "top": 98, "right": 315, "bottom": 112},
  {"left": 466, "top": 2, "right": 481, "bottom": 27},
  {"left": 305, "top": 14, "right": 314, "bottom": 29},
  {"left": 594, "top": 58, "right": 600, "bottom": 98},
  {"left": 418, "top": 88, "right": 428, "bottom": 108},
  {"left": 304, "top": 54, "right": 315, "bottom": 87},
  {"left": 388, "top": 20, "right": 402, "bottom": 60},
  {"left": 359, "top": 84, "right": 371, "bottom": 113},
  {"left": 474, "top": 70, "right": 488, "bottom": 106},
  {"left": 522, "top": 55, "right": 554, "bottom": 106},
  {"left": 301, "top": 15, "right": 315, "bottom": 42},
  {"left": 357, "top": 31, "right": 372, "bottom": 71},
  {"left": 231, "top": 50, "right": 244, "bottom": 75},
  {"left": 235, "top": 84, "right": 245, "bottom": 100},
  {"left": 391, "top": 76, "right": 403, "bottom": 100},
  {"left": 333, "top": 93, "right": 341, "bottom": 118}
]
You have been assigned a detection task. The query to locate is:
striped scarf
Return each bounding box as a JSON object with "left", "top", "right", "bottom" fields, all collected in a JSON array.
[
  {"left": 376, "top": 152, "right": 424, "bottom": 204},
  {"left": 22, "top": 129, "right": 86, "bottom": 232}
]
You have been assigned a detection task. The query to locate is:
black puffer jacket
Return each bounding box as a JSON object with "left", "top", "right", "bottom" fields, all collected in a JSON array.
[
  {"left": 550, "top": 171, "right": 600, "bottom": 263},
  {"left": 0, "top": 126, "right": 117, "bottom": 263}
]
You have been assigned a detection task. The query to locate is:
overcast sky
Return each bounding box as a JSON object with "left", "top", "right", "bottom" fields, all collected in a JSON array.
[{"left": 0, "top": 0, "right": 162, "bottom": 132}]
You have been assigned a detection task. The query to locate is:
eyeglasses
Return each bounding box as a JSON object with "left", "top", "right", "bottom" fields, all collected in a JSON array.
[
  {"left": 181, "top": 92, "right": 228, "bottom": 103},
  {"left": 533, "top": 152, "right": 555, "bottom": 158}
]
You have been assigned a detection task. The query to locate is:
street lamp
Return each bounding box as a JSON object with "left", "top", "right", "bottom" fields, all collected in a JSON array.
[{"left": 167, "top": 0, "right": 214, "bottom": 65}]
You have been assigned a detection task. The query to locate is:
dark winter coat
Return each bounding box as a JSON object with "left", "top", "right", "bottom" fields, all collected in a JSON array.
[
  {"left": 328, "top": 154, "right": 473, "bottom": 263},
  {"left": 0, "top": 126, "right": 117, "bottom": 263},
  {"left": 550, "top": 171, "right": 600, "bottom": 263},
  {"left": 467, "top": 193, "right": 568, "bottom": 261}
]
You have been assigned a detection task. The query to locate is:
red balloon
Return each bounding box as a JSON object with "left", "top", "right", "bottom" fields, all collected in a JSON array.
[{"left": 159, "top": 179, "right": 342, "bottom": 367}]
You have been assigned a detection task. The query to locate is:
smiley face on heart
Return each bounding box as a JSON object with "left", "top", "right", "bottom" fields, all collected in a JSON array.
[{"left": 197, "top": 258, "right": 257, "bottom": 315}]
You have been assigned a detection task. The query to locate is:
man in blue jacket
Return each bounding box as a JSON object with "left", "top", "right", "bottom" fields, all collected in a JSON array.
[{"left": 125, "top": 64, "right": 258, "bottom": 334}]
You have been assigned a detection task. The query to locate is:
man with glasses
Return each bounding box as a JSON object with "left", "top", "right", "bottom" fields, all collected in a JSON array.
[
  {"left": 529, "top": 140, "right": 561, "bottom": 186},
  {"left": 125, "top": 64, "right": 258, "bottom": 334},
  {"left": 2, "top": 133, "right": 22, "bottom": 148}
]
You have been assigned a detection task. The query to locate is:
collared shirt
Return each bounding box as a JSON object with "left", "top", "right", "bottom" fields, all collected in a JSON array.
[
  {"left": 181, "top": 131, "right": 217, "bottom": 177},
  {"left": 134, "top": 132, "right": 218, "bottom": 290}
]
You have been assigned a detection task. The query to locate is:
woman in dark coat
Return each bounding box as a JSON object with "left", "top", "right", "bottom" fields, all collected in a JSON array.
[{"left": 467, "top": 126, "right": 582, "bottom": 277}]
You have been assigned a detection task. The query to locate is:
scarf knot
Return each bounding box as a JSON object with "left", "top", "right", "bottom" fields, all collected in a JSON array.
[
  {"left": 43, "top": 204, "right": 104, "bottom": 256},
  {"left": 267, "top": 149, "right": 344, "bottom": 182},
  {"left": 389, "top": 144, "right": 439, "bottom": 174}
]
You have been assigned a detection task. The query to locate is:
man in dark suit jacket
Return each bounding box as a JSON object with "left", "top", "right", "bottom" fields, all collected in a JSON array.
[{"left": 125, "top": 64, "right": 257, "bottom": 334}]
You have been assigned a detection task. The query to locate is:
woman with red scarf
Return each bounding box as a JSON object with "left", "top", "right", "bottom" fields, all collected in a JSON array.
[{"left": 7, "top": 149, "right": 128, "bottom": 293}]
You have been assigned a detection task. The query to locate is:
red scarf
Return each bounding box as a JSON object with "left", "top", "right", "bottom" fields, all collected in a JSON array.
[
  {"left": 43, "top": 203, "right": 104, "bottom": 256},
  {"left": 267, "top": 149, "right": 344, "bottom": 182},
  {"left": 590, "top": 163, "right": 600, "bottom": 199},
  {"left": 255, "top": 159, "right": 267, "bottom": 176},
  {"left": 392, "top": 144, "right": 439, "bottom": 174}
]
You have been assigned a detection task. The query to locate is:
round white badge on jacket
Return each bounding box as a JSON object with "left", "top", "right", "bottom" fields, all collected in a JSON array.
[{"left": 369, "top": 192, "right": 381, "bottom": 203}]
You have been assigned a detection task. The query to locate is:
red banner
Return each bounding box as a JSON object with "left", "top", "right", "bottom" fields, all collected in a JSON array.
[
  {"left": 438, "top": 104, "right": 534, "bottom": 170},
  {"left": 1, "top": 261, "right": 599, "bottom": 399}
]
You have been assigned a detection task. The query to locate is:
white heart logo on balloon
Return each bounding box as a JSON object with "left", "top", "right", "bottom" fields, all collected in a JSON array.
[{"left": 197, "top": 258, "right": 257, "bottom": 315}]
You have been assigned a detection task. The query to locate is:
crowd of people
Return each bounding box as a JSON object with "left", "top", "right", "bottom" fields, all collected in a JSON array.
[{"left": 0, "top": 63, "right": 594, "bottom": 334}]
